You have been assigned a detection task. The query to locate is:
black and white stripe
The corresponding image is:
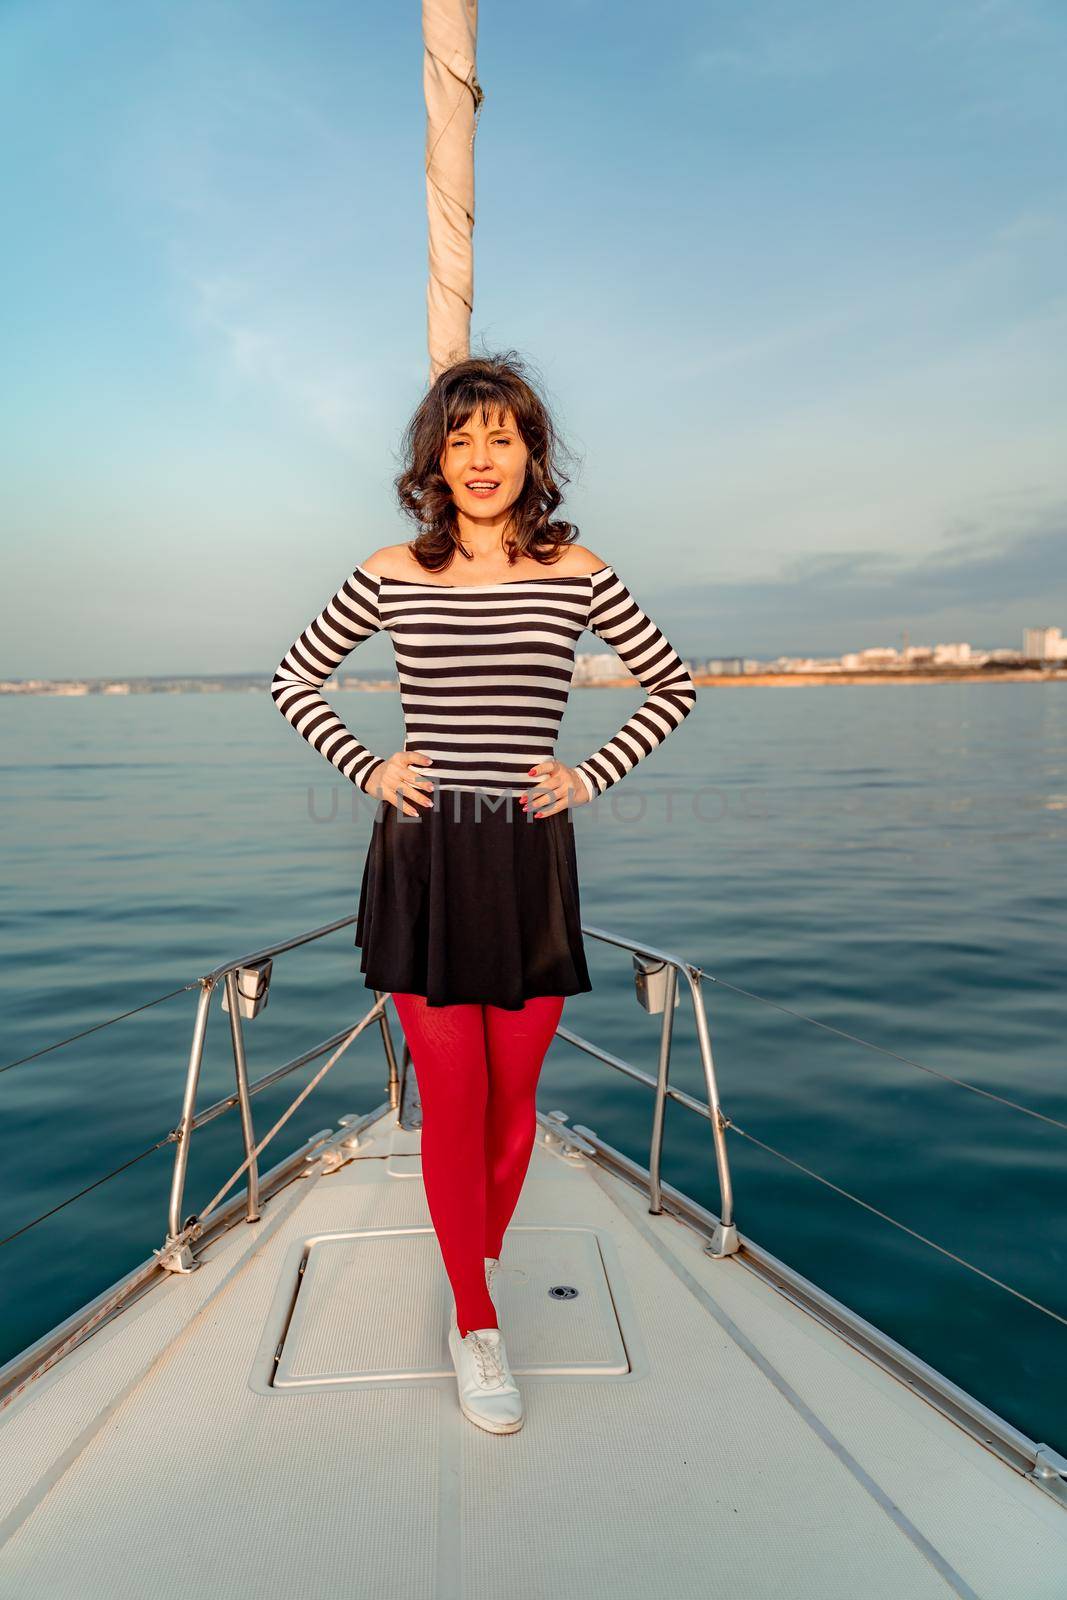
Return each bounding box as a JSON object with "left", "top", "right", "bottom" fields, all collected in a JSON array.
[
  {"left": 575, "top": 566, "right": 697, "bottom": 798},
  {"left": 269, "top": 565, "right": 383, "bottom": 793},
  {"left": 270, "top": 563, "right": 695, "bottom": 797}
]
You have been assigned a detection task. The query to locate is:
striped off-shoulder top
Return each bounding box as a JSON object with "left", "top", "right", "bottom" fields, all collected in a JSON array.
[{"left": 270, "top": 562, "right": 696, "bottom": 799}]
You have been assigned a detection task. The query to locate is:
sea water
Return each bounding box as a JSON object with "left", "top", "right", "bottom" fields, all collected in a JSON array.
[{"left": 1, "top": 682, "right": 1065, "bottom": 1451}]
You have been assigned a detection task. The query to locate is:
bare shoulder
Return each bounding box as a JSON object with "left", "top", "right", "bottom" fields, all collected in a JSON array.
[
  {"left": 570, "top": 543, "right": 609, "bottom": 573},
  {"left": 360, "top": 543, "right": 420, "bottom": 578},
  {"left": 537, "top": 542, "right": 608, "bottom": 575}
]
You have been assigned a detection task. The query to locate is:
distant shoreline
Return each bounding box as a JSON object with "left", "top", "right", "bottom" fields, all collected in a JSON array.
[
  {"left": 690, "top": 668, "right": 1067, "bottom": 687},
  {"left": 2, "top": 667, "right": 1066, "bottom": 696}
]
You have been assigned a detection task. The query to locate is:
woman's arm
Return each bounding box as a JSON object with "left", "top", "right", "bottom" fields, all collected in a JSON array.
[
  {"left": 269, "top": 564, "right": 386, "bottom": 794},
  {"left": 574, "top": 566, "right": 696, "bottom": 798}
]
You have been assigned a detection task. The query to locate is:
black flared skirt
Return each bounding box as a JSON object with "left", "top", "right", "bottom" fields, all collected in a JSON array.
[{"left": 354, "top": 788, "right": 593, "bottom": 1009}]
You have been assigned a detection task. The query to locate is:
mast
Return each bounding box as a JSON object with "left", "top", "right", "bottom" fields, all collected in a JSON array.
[{"left": 422, "top": 0, "right": 484, "bottom": 384}]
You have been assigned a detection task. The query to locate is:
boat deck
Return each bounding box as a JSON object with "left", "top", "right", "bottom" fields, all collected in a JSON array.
[{"left": 1, "top": 1103, "right": 1064, "bottom": 1598}]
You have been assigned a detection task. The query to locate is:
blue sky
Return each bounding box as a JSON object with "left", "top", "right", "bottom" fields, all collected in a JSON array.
[{"left": 2, "top": 0, "right": 1065, "bottom": 674}]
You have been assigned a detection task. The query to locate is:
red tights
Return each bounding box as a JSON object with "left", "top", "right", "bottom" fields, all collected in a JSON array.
[{"left": 391, "top": 992, "right": 565, "bottom": 1338}]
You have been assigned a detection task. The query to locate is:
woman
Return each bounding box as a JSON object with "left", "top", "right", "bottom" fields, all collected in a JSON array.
[{"left": 270, "top": 351, "right": 696, "bottom": 1435}]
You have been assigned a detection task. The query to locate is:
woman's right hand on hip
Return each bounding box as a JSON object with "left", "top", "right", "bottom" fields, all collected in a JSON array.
[{"left": 365, "top": 751, "right": 435, "bottom": 817}]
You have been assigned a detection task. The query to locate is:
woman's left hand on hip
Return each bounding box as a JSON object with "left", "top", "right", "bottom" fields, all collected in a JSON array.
[{"left": 520, "top": 760, "right": 591, "bottom": 817}]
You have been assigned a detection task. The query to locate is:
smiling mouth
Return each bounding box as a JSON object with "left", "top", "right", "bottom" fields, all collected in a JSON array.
[{"left": 464, "top": 481, "right": 500, "bottom": 497}]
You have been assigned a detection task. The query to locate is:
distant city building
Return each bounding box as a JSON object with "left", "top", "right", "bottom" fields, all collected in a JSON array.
[
  {"left": 785, "top": 657, "right": 843, "bottom": 672},
  {"left": 0, "top": 679, "right": 92, "bottom": 695},
  {"left": 689, "top": 657, "right": 744, "bottom": 676},
  {"left": 932, "top": 642, "right": 971, "bottom": 666},
  {"left": 1024, "top": 625, "right": 1067, "bottom": 660},
  {"left": 840, "top": 647, "right": 900, "bottom": 669},
  {"left": 571, "top": 650, "right": 631, "bottom": 684}
]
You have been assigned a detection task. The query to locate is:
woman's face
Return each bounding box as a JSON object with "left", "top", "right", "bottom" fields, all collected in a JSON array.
[{"left": 438, "top": 405, "right": 529, "bottom": 526}]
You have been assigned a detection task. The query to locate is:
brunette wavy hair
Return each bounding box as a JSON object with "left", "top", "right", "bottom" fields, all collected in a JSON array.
[{"left": 393, "top": 350, "right": 582, "bottom": 574}]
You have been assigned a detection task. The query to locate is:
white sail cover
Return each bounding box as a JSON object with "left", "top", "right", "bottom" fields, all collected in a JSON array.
[{"left": 422, "top": 0, "right": 483, "bottom": 382}]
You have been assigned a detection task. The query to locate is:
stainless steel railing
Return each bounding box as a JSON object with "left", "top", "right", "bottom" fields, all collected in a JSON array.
[
  {"left": 554, "top": 923, "right": 738, "bottom": 1257},
  {"left": 159, "top": 918, "right": 741, "bottom": 1269},
  {"left": 162, "top": 914, "right": 402, "bottom": 1264},
  {"left": 5, "top": 910, "right": 1066, "bottom": 1452}
]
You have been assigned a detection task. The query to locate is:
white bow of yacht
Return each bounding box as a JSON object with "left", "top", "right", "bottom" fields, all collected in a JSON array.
[{"left": 1, "top": 918, "right": 1064, "bottom": 1599}]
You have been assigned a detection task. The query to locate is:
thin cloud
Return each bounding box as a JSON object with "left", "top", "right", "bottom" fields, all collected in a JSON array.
[
  {"left": 691, "top": 2, "right": 881, "bottom": 81},
  {"left": 922, "top": 0, "right": 1054, "bottom": 52},
  {"left": 659, "top": 505, "right": 1067, "bottom": 653},
  {"left": 778, "top": 514, "right": 1067, "bottom": 614},
  {"left": 186, "top": 272, "right": 375, "bottom": 449}
]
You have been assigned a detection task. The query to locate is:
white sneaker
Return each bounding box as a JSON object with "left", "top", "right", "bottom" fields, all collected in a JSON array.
[{"left": 447, "top": 1324, "right": 524, "bottom": 1434}]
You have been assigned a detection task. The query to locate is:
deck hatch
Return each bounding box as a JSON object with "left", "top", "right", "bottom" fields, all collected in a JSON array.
[{"left": 272, "top": 1225, "right": 629, "bottom": 1389}]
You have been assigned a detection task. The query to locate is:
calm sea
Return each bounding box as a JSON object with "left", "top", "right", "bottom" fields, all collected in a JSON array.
[{"left": 2, "top": 684, "right": 1065, "bottom": 1452}]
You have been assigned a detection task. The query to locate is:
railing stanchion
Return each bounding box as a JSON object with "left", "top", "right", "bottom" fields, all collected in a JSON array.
[
  {"left": 683, "top": 966, "right": 738, "bottom": 1253},
  {"left": 167, "top": 979, "right": 214, "bottom": 1243},
  {"left": 374, "top": 991, "right": 401, "bottom": 1110},
  {"left": 648, "top": 963, "right": 678, "bottom": 1214},
  {"left": 224, "top": 970, "right": 261, "bottom": 1223}
]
